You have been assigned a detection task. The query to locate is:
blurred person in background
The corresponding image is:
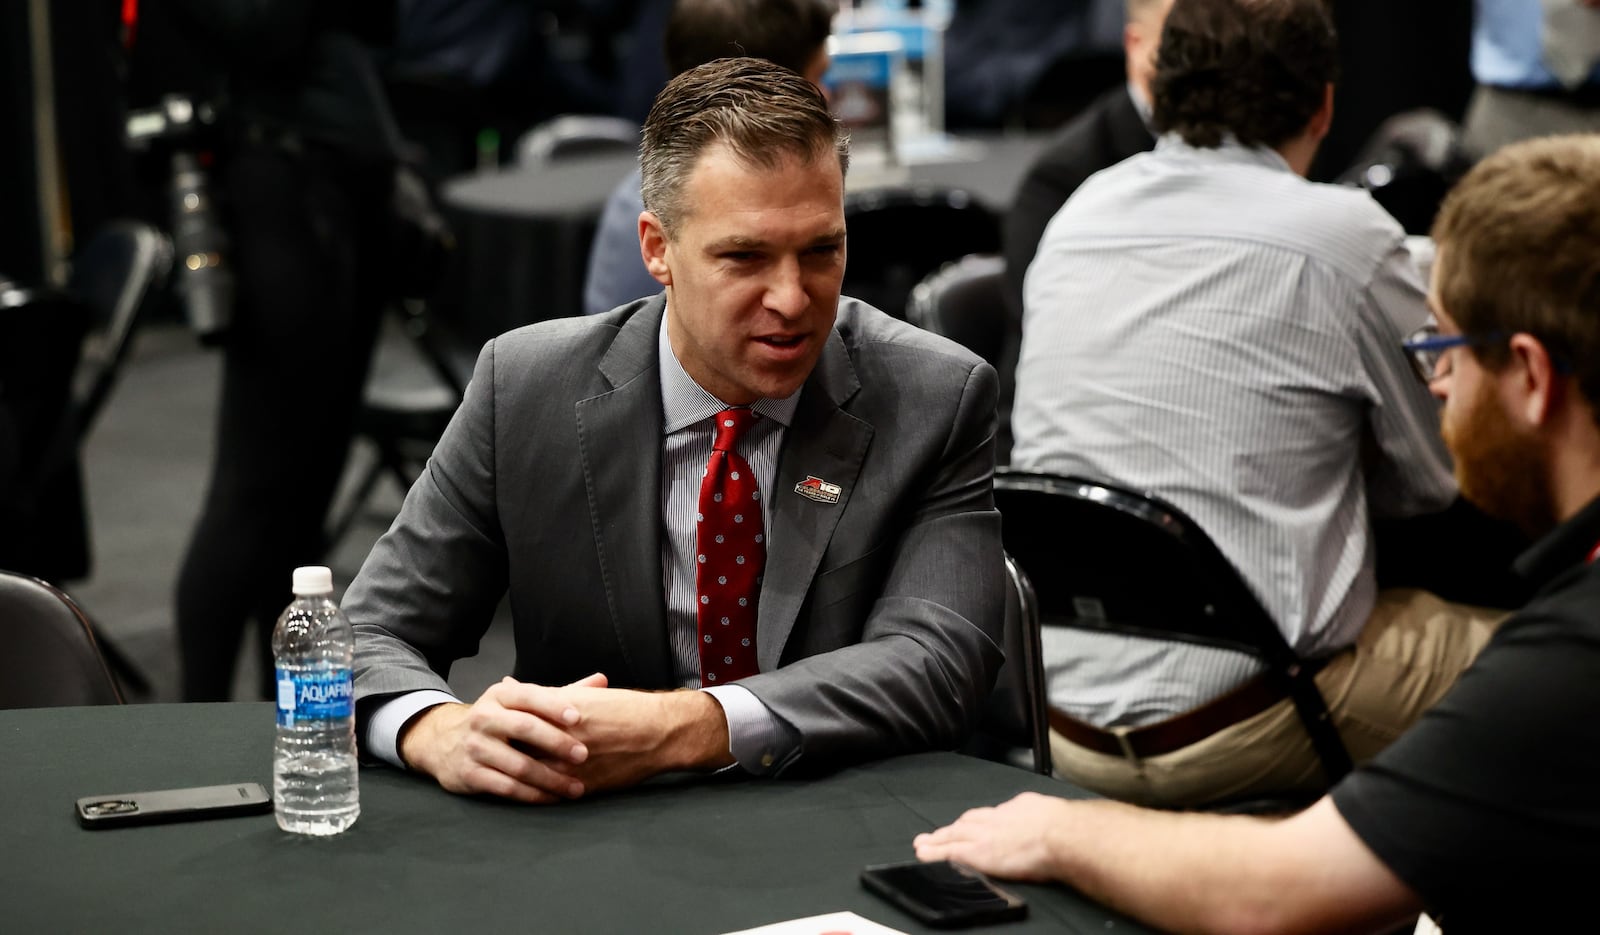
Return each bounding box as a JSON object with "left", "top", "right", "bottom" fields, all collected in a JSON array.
[
  {"left": 942, "top": 0, "right": 1125, "bottom": 130},
  {"left": 158, "top": 1, "right": 403, "bottom": 701},
  {"left": 1464, "top": 0, "right": 1600, "bottom": 157},
  {"left": 385, "top": 0, "right": 637, "bottom": 180},
  {"left": 1012, "top": 0, "right": 1500, "bottom": 808},
  {"left": 995, "top": 0, "right": 1172, "bottom": 462}
]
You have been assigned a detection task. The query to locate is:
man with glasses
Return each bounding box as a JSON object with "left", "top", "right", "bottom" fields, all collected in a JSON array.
[
  {"left": 1010, "top": 0, "right": 1501, "bottom": 808},
  {"left": 917, "top": 132, "right": 1600, "bottom": 934}
]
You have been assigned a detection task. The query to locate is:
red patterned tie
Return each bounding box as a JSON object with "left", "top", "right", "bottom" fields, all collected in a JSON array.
[{"left": 696, "top": 408, "right": 765, "bottom": 686}]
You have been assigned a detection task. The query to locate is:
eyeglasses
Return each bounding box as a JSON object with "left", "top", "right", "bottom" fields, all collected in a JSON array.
[{"left": 1399, "top": 324, "right": 1505, "bottom": 384}]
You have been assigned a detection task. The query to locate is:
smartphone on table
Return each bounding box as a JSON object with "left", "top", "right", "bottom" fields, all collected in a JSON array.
[
  {"left": 76, "top": 782, "right": 272, "bottom": 828},
  {"left": 861, "top": 859, "right": 1028, "bottom": 928}
]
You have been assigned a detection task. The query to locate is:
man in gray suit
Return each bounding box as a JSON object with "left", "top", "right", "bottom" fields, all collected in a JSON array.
[{"left": 346, "top": 58, "right": 1005, "bottom": 804}]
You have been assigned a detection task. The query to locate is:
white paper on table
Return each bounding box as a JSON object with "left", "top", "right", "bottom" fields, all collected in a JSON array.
[{"left": 718, "top": 910, "right": 911, "bottom": 935}]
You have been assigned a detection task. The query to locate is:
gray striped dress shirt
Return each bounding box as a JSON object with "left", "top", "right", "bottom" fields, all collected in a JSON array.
[
  {"left": 658, "top": 316, "right": 801, "bottom": 768},
  {"left": 1012, "top": 135, "right": 1456, "bottom": 728}
]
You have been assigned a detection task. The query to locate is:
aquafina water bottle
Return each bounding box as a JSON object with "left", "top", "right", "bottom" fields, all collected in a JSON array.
[{"left": 272, "top": 565, "right": 359, "bottom": 835}]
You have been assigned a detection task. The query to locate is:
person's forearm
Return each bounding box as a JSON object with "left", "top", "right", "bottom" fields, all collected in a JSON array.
[
  {"left": 1046, "top": 800, "right": 1295, "bottom": 935},
  {"left": 655, "top": 689, "right": 736, "bottom": 772},
  {"left": 398, "top": 701, "right": 469, "bottom": 776},
  {"left": 1042, "top": 799, "right": 1417, "bottom": 935}
]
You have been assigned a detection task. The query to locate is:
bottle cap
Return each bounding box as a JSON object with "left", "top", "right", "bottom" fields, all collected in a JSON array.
[{"left": 291, "top": 565, "right": 334, "bottom": 596}]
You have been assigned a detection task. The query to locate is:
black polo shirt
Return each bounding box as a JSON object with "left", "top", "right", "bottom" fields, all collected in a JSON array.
[{"left": 1331, "top": 494, "right": 1600, "bottom": 931}]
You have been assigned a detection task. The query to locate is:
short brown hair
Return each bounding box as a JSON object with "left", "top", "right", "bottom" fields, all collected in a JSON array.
[
  {"left": 1432, "top": 134, "right": 1600, "bottom": 413},
  {"left": 1151, "top": 0, "right": 1338, "bottom": 149},
  {"left": 664, "top": 0, "right": 837, "bottom": 78},
  {"left": 641, "top": 57, "right": 848, "bottom": 236}
]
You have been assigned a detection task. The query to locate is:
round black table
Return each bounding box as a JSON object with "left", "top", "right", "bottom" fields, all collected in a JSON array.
[
  {"left": 437, "top": 135, "right": 1048, "bottom": 344},
  {"left": 2, "top": 702, "right": 1156, "bottom": 934}
]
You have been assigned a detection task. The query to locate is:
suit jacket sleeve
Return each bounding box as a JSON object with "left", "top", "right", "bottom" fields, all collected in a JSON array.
[
  {"left": 738, "top": 347, "right": 1007, "bottom": 773},
  {"left": 346, "top": 337, "right": 510, "bottom": 717}
]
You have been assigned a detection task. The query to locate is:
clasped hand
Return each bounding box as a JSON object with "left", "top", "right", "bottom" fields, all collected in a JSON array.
[{"left": 399, "top": 674, "right": 734, "bottom": 804}]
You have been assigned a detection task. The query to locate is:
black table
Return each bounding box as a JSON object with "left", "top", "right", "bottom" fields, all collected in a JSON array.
[
  {"left": 3, "top": 703, "right": 1155, "bottom": 934},
  {"left": 437, "top": 135, "right": 1048, "bottom": 343}
]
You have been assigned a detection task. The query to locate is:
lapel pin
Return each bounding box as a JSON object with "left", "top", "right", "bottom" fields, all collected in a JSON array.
[{"left": 794, "top": 475, "right": 842, "bottom": 504}]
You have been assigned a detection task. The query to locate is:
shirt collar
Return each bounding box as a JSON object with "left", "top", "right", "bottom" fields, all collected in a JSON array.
[
  {"left": 1512, "top": 493, "right": 1600, "bottom": 588},
  {"left": 657, "top": 307, "right": 801, "bottom": 434},
  {"left": 1153, "top": 132, "right": 1294, "bottom": 175}
]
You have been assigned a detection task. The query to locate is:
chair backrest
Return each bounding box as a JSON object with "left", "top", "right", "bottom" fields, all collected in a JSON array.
[
  {"left": 0, "top": 570, "right": 123, "bottom": 708},
  {"left": 515, "top": 114, "right": 639, "bottom": 166},
  {"left": 962, "top": 553, "right": 1052, "bottom": 775},
  {"left": 1335, "top": 108, "right": 1472, "bottom": 236},
  {"left": 906, "top": 253, "right": 1007, "bottom": 367},
  {"left": 70, "top": 219, "right": 172, "bottom": 438},
  {"left": 842, "top": 187, "right": 1001, "bottom": 320},
  {"left": 0, "top": 283, "right": 92, "bottom": 581},
  {"left": 992, "top": 470, "right": 1351, "bottom": 780}
]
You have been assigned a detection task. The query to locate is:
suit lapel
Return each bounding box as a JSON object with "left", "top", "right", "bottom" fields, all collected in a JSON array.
[
  {"left": 758, "top": 327, "right": 873, "bottom": 669},
  {"left": 576, "top": 299, "right": 674, "bottom": 687}
]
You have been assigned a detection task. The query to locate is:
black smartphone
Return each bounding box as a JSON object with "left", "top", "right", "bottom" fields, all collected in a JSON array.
[
  {"left": 861, "top": 859, "right": 1027, "bottom": 929},
  {"left": 75, "top": 782, "right": 272, "bottom": 829}
]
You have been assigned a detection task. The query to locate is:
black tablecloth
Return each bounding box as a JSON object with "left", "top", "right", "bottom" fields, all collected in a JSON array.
[{"left": 2, "top": 703, "right": 1155, "bottom": 934}]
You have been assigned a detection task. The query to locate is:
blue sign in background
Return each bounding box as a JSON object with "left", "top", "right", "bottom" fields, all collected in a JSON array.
[
  {"left": 827, "top": 49, "right": 894, "bottom": 87},
  {"left": 842, "top": 12, "right": 930, "bottom": 60}
]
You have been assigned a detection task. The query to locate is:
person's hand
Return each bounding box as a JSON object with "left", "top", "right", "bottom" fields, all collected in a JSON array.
[
  {"left": 912, "top": 792, "right": 1077, "bottom": 882},
  {"left": 399, "top": 673, "right": 607, "bottom": 804},
  {"left": 547, "top": 684, "right": 735, "bottom": 794}
]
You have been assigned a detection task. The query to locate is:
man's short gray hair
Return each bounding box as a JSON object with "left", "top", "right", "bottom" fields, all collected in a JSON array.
[{"left": 640, "top": 57, "right": 849, "bottom": 236}]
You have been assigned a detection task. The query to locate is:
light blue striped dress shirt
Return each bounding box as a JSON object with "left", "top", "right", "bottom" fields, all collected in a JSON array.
[{"left": 1012, "top": 135, "right": 1456, "bottom": 729}]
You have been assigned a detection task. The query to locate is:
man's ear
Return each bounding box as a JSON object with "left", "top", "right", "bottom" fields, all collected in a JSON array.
[
  {"left": 1308, "top": 83, "right": 1335, "bottom": 141},
  {"left": 639, "top": 211, "right": 672, "bottom": 286},
  {"left": 1507, "top": 333, "right": 1561, "bottom": 427}
]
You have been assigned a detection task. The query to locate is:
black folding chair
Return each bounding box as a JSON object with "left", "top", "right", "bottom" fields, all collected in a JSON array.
[
  {"left": 0, "top": 570, "right": 124, "bottom": 708},
  {"left": 961, "top": 553, "right": 1052, "bottom": 774},
  {"left": 325, "top": 299, "right": 474, "bottom": 550},
  {"left": 906, "top": 253, "right": 1007, "bottom": 367},
  {"left": 992, "top": 470, "right": 1353, "bottom": 789},
  {"left": 1336, "top": 108, "right": 1473, "bottom": 236},
  {"left": 843, "top": 187, "right": 1001, "bottom": 320},
  {"left": 515, "top": 114, "right": 639, "bottom": 166},
  {"left": 70, "top": 219, "right": 172, "bottom": 439}
]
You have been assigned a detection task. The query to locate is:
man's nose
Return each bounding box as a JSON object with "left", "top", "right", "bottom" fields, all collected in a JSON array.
[{"left": 764, "top": 257, "right": 808, "bottom": 318}]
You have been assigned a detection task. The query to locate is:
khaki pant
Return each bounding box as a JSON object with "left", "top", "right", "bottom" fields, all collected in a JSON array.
[{"left": 1050, "top": 589, "right": 1506, "bottom": 809}]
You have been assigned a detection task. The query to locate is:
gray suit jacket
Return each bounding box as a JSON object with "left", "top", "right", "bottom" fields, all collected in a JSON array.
[{"left": 346, "top": 296, "right": 1005, "bottom": 772}]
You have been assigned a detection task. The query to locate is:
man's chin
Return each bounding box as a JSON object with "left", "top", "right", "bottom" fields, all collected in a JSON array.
[{"left": 745, "top": 356, "right": 820, "bottom": 400}]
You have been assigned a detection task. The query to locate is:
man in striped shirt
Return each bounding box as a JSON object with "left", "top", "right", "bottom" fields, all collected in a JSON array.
[{"left": 1011, "top": 0, "right": 1501, "bottom": 807}]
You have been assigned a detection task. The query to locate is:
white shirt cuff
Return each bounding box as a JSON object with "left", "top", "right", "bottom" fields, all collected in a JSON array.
[
  {"left": 366, "top": 689, "right": 460, "bottom": 769},
  {"left": 702, "top": 684, "right": 798, "bottom": 775}
]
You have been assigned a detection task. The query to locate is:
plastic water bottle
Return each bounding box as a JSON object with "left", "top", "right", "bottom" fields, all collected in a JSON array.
[{"left": 272, "top": 565, "right": 359, "bottom": 835}]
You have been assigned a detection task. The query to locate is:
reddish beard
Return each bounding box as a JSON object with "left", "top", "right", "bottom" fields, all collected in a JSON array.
[{"left": 1443, "top": 377, "right": 1556, "bottom": 537}]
